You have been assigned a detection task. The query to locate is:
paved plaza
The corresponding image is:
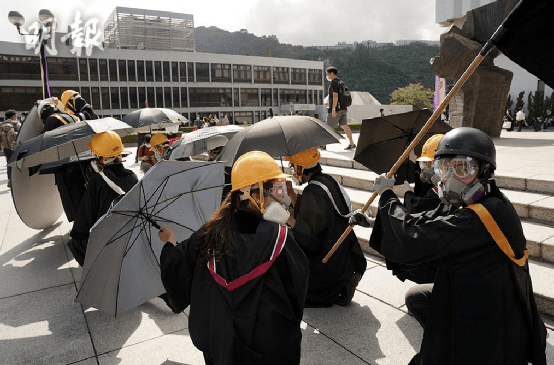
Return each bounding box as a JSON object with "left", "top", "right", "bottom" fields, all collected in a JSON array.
[{"left": 0, "top": 130, "right": 553, "bottom": 365}]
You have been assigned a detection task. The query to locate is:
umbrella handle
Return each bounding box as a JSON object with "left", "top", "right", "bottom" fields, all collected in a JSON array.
[
  {"left": 139, "top": 211, "right": 161, "bottom": 230},
  {"left": 323, "top": 46, "right": 493, "bottom": 264}
]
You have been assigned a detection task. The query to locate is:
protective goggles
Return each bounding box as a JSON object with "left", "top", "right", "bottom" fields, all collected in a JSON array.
[
  {"left": 418, "top": 160, "right": 433, "bottom": 169},
  {"left": 433, "top": 156, "right": 478, "bottom": 179},
  {"left": 264, "top": 179, "right": 287, "bottom": 201}
]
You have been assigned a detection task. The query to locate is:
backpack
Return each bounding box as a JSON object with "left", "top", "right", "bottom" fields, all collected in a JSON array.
[{"left": 337, "top": 79, "right": 352, "bottom": 108}]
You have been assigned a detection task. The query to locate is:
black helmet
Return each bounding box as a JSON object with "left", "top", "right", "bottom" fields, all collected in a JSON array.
[{"left": 434, "top": 127, "right": 496, "bottom": 168}]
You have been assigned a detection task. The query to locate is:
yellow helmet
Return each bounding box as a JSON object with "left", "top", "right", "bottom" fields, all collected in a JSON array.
[
  {"left": 88, "top": 131, "right": 124, "bottom": 158},
  {"left": 150, "top": 134, "right": 169, "bottom": 151},
  {"left": 231, "top": 151, "right": 290, "bottom": 212},
  {"left": 417, "top": 134, "right": 444, "bottom": 162},
  {"left": 61, "top": 90, "right": 80, "bottom": 114},
  {"left": 285, "top": 147, "right": 321, "bottom": 167}
]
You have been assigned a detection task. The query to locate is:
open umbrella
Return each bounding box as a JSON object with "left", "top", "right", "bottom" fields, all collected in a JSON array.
[
  {"left": 216, "top": 115, "right": 342, "bottom": 166},
  {"left": 353, "top": 109, "right": 452, "bottom": 184},
  {"left": 122, "top": 108, "right": 188, "bottom": 130},
  {"left": 75, "top": 160, "right": 225, "bottom": 317},
  {"left": 169, "top": 125, "right": 243, "bottom": 160}
]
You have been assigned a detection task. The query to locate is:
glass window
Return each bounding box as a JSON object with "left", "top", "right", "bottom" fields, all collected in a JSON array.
[
  {"left": 164, "top": 87, "right": 172, "bottom": 108},
  {"left": 80, "top": 87, "right": 91, "bottom": 105},
  {"left": 129, "top": 87, "right": 138, "bottom": 109},
  {"left": 173, "top": 87, "right": 180, "bottom": 108},
  {"left": 156, "top": 87, "right": 163, "bottom": 108},
  {"left": 163, "top": 61, "right": 170, "bottom": 82},
  {"left": 109, "top": 59, "right": 117, "bottom": 81},
  {"left": 89, "top": 58, "right": 98, "bottom": 81},
  {"left": 233, "top": 89, "right": 239, "bottom": 107},
  {"left": 118, "top": 60, "right": 127, "bottom": 82},
  {"left": 261, "top": 88, "right": 272, "bottom": 107},
  {"left": 147, "top": 87, "right": 155, "bottom": 108},
  {"left": 127, "top": 60, "right": 136, "bottom": 82},
  {"left": 137, "top": 60, "right": 145, "bottom": 82},
  {"left": 273, "top": 67, "right": 289, "bottom": 85},
  {"left": 273, "top": 88, "right": 278, "bottom": 106},
  {"left": 180, "top": 87, "right": 188, "bottom": 108},
  {"left": 146, "top": 61, "right": 153, "bottom": 82},
  {"left": 211, "top": 63, "right": 231, "bottom": 82},
  {"left": 308, "top": 69, "right": 323, "bottom": 86},
  {"left": 0, "top": 55, "right": 41, "bottom": 80},
  {"left": 48, "top": 57, "right": 78, "bottom": 81},
  {"left": 172, "top": 62, "right": 179, "bottom": 82},
  {"left": 120, "top": 87, "right": 129, "bottom": 109},
  {"left": 280, "top": 89, "right": 306, "bottom": 104},
  {"left": 233, "top": 64, "right": 252, "bottom": 82},
  {"left": 99, "top": 59, "right": 108, "bottom": 81},
  {"left": 187, "top": 62, "right": 194, "bottom": 82},
  {"left": 91, "top": 87, "right": 100, "bottom": 110},
  {"left": 138, "top": 87, "right": 146, "bottom": 108},
  {"left": 189, "top": 88, "right": 232, "bottom": 108},
  {"left": 240, "top": 88, "right": 259, "bottom": 107},
  {"left": 253, "top": 66, "right": 271, "bottom": 84},
  {"left": 196, "top": 63, "right": 210, "bottom": 82},
  {"left": 179, "top": 62, "right": 187, "bottom": 82},
  {"left": 0, "top": 86, "right": 41, "bottom": 111},
  {"left": 234, "top": 111, "right": 253, "bottom": 125},
  {"left": 111, "top": 87, "right": 120, "bottom": 109},
  {"left": 101, "top": 87, "right": 110, "bottom": 110},
  {"left": 291, "top": 68, "right": 306, "bottom": 85},
  {"left": 79, "top": 59, "right": 88, "bottom": 81},
  {"left": 154, "top": 61, "right": 162, "bottom": 82}
]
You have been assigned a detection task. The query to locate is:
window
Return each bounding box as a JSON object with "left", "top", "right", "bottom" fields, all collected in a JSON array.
[
  {"left": 111, "top": 87, "right": 120, "bottom": 109},
  {"left": 163, "top": 61, "right": 170, "bottom": 82},
  {"left": 280, "top": 89, "right": 307, "bottom": 104},
  {"left": 129, "top": 87, "right": 138, "bottom": 109},
  {"left": 146, "top": 61, "right": 154, "bottom": 82},
  {"left": 211, "top": 63, "right": 231, "bottom": 82},
  {"left": 154, "top": 61, "right": 162, "bottom": 82},
  {"left": 101, "top": 87, "right": 110, "bottom": 110},
  {"left": 156, "top": 87, "right": 163, "bottom": 108},
  {"left": 240, "top": 88, "right": 258, "bottom": 107},
  {"left": 172, "top": 62, "right": 179, "bottom": 82},
  {"left": 254, "top": 66, "right": 271, "bottom": 84},
  {"left": 109, "top": 59, "right": 117, "bottom": 81},
  {"left": 48, "top": 57, "right": 78, "bottom": 81},
  {"left": 120, "top": 87, "right": 129, "bottom": 109},
  {"left": 187, "top": 62, "right": 194, "bottom": 82},
  {"left": 233, "top": 64, "right": 252, "bottom": 82},
  {"left": 89, "top": 58, "right": 98, "bottom": 81},
  {"left": 189, "top": 88, "right": 232, "bottom": 108},
  {"left": 291, "top": 68, "right": 306, "bottom": 85},
  {"left": 173, "top": 87, "right": 180, "bottom": 108},
  {"left": 147, "top": 87, "right": 155, "bottom": 107},
  {"left": 137, "top": 60, "right": 145, "bottom": 82},
  {"left": 0, "top": 86, "right": 41, "bottom": 111},
  {"left": 127, "top": 60, "right": 136, "bottom": 82},
  {"left": 164, "top": 87, "right": 172, "bottom": 108},
  {"left": 179, "top": 62, "right": 187, "bottom": 82},
  {"left": 91, "top": 87, "right": 100, "bottom": 110},
  {"left": 118, "top": 60, "right": 127, "bottom": 82},
  {"left": 261, "top": 88, "right": 272, "bottom": 107},
  {"left": 0, "top": 55, "right": 40, "bottom": 80},
  {"left": 196, "top": 63, "right": 210, "bottom": 82},
  {"left": 308, "top": 69, "right": 323, "bottom": 86},
  {"left": 273, "top": 67, "right": 289, "bottom": 85},
  {"left": 180, "top": 87, "right": 188, "bottom": 108},
  {"left": 80, "top": 87, "right": 91, "bottom": 105},
  {"left": 138, "top": 87, "right": 146, "bottom": 108},
  {"left": 234, "top": 111, "right": 253, "bottom": 125},
  {"left": 79, "top": 59, "right": 88, "bottom": 81},
  {"left": 99, "top": 59, "right": 108, "bottom": 81}
]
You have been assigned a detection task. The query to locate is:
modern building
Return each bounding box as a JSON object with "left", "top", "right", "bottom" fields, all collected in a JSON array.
[
  {"left": 103, "top": 7, "right": 195, "bottom": 52},
  {"left": 0, "top": 39, "right": 325, "bottom": 123}
]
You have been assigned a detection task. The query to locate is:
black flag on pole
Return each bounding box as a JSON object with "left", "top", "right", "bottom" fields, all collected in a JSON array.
[{"left": 492, "top": 0, "right": 554, "bottom": 88}]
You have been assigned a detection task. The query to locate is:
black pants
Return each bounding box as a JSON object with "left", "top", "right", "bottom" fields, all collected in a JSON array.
[
  {"left": 3, "top": 148, "right": 13, "bottom": 182},
  {"left": 405, "top": 283, "right": 433, "bottom": 329}
]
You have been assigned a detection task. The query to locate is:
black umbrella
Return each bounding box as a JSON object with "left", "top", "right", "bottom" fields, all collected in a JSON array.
[
  {"left": 216, "top": 115, "right": 342, "bottom": 166},
  {"left": 122, "top": 108, "right": 187, "bottom": 130},
  {"left": 353, "top": 109, "right": 451, "bottom": 184}
]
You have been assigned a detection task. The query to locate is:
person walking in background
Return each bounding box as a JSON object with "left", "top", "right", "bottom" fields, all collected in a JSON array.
[
  {"left": 1, "top": 110, "right": 18, "bottom": 188},
  {"left": 325, "top": 66, "right": 356, "bottom": 150},
  {"left": 516, "top": 107, "right": 526, "bottom": 132},
  {"left": 504, "top": 109, "right": 514, "bottom": 132},
  {"left": 137, "top": 134, "right": 156, "bottom": 173},
  {"left": 379, "top": 108, "right": 385, "bottom": 117}
]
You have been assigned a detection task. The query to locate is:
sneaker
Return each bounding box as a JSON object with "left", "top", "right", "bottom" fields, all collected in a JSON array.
[
  {"left": 344, "top": 144, "right": 356, "bottom": 150},
  {"left": 336, "top": 273, "right": 362, "bottom": 306}
]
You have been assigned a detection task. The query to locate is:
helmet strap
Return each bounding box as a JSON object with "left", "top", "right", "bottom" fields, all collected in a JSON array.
[{"left": 242, "top": 181, "right": 266, "bottom": 213}]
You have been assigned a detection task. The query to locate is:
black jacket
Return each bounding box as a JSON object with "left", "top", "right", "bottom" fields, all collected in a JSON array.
[
  {"left": 292, "top": 172, "right": 367, "bottom": 307},
  {"left": 371, "top": 181, "right": 547, "bottom": 365},
  {"left": 160, "top": 209, "right": 309, "bottom": 365}
]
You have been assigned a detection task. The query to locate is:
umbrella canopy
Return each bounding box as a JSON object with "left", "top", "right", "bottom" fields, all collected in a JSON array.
[
  {"left": 169, "top": 125, "right": 243, "bottom": 160},
  {"left": 75, "top": 160, "right": 225, "bottom": 317},
  {"left": 216, "top": 115, "right": 342, "bottom": 166},
  {"left": 122, "top": 108, "right": 188, "bottom": 130},
  {"left": 353, "top": 109, "right": 451, "bottom": 184}
]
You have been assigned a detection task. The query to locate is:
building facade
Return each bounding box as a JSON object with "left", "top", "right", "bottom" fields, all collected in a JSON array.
[{"left": 0, "top": 40, "right": 325, "bottom": 123}]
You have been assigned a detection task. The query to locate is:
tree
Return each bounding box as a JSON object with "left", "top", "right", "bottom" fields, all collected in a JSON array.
[
  {"left": 390, "top": 83, "right": 434, "bottom": 110},
  {"left": 515, "top": 91, "right": 525, "bottom": 112},
  {"left": 505, "top": 94, "right": 513, "bottom": 114}
]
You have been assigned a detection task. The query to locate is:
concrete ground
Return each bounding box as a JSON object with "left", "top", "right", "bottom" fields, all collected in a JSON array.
[{"left": 0, "top": 129, "right": 553, "bottom": 365}]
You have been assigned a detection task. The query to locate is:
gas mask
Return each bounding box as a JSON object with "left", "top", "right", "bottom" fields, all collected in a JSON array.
[
  {"left": 419, "top": 161, "right": 440, "bottom": 185},
  {"left": 437, "top": 178, "right": 486, "bottom": 206},
  {"left": 263, "top": 201, "right": 290, "bottom": 225}
]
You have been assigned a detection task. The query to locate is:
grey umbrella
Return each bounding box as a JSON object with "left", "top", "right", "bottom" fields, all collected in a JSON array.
[
  {"left": 122, "top": 108, "right": 188, "bottom": 130},
  {"left": 169, "top": 125, "right": 243, "bottom": 160},
  {"left": 75, "top": 160, "right": 225, "bottom": 317}
]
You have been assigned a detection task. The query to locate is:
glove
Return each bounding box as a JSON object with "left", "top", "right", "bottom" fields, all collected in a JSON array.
[
  {"left": 408, "top": 149, "right": 418, "bottom": 163},
  {"left": 373, "top": 173, "right": 395, "bottom": 195},
  {"left": 400, "top": 180, "right": 412, "bottom": 195},
  {"left": 348, "top": 209, "right": 373, "bottom": 228}
]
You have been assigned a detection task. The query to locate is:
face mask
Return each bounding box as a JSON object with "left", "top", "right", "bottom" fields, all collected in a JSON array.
[
  {"left": 145, "top": 143, "right": 151, "bottom": 148},
  {"left": 263, "top": 201, "right": 290, "bottom": 225},
  {"left": 419, "top": 166, "right": 440, "bottom": 185},
  {"left": 326, "top": 76, "right": 332, "bottom": 82},
  {"left": 437, "top": 178, "right": 485, "bottom": 206}
]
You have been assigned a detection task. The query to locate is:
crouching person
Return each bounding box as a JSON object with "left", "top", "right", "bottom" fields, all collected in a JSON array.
[
  {"left": 68, "top": 131, "right": 138, "bottom": 266},
  {"left": 158, "top": 151, "right": 309, "bottom": 365}
]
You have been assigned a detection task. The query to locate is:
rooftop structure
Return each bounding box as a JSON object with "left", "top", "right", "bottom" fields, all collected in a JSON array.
[{"left": 104, "top": 7, "right": 195, "bottom": 52}]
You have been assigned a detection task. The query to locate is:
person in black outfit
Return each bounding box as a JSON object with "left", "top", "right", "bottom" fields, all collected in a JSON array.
[
  {"left": 352, "top": 127, "right": 547, "bottom": 365},
  {"left": 286, "top": 147, "right": 367, "bottom": 307},
  {"left": 61, "top": 90, "right": 98, "bottom": 121},
  {"left": 158, "top": 151, "right": 308, "bottom": 365},
  {"left": 325, "top": 66, "right": 356, "bottom": 150},
  {"left": 68, "top": 131, "right": 138, "bottom": 266}
]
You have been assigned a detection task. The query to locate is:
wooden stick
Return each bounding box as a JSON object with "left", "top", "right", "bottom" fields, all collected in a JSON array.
[{"left": 322, "top": 53, "right": 487, "bottom": 264}]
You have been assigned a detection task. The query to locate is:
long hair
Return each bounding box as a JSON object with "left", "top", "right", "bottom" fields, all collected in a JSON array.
[{"left": 195, "top": 190, "right": 241, "bottom": 265}]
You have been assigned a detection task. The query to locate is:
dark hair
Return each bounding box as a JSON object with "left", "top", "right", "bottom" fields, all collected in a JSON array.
[
  {"left": 5, "top": 109, "right": 17, "bottom": 119},
  {"left": 144, "top": 134, "right": 151, "bottom": 143},
  {"left": 326, "top": 66, "right": 338, "bottom": 75}
]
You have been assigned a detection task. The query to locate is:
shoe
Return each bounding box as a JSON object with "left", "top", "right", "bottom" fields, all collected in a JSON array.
[
  {"left": 344, "top": 144, "right": 356, "bottom": 150},
  {"left": 336, "top": 273, "right": 362, "bottom": 306}
]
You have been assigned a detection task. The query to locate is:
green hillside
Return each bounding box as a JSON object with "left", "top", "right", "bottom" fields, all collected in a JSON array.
[{"left": 195, "top": 26, "right": 440, "bottom": 103}]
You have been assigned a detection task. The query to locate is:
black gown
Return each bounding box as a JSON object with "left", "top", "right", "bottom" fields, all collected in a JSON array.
[
  {"left": 292, "top": 172, "right": 367, "bottom": 307},
  {"left": 370, "top": 181, "right": 547, "bottom": 365},
  {"left": 160, "top": 209, "right": 309, "bottom": 365}
]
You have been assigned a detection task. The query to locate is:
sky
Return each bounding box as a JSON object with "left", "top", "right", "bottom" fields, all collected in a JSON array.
[{"left": 2, "top": 0, "right": 444, "bottom": 46}]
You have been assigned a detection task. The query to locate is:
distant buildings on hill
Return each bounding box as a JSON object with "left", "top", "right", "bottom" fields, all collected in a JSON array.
[{"left": 313, "top": 39, "right": 438, "bottom": 51}]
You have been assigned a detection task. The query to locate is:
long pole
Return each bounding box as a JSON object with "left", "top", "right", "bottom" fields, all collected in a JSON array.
[{"left": 322, "top": 43, "right": 497, "bottom": 264}]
